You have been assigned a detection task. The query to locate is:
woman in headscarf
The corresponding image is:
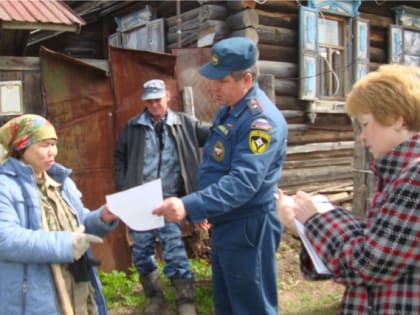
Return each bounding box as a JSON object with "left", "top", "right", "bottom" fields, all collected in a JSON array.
[
  {"left": 0, "top": 114, "right": 118, "bottom": 315},
  {"left": 277, "top": 64, "right": 420, "bottom": 314}
]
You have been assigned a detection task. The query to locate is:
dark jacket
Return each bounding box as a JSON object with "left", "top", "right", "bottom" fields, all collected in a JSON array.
[{"left": 114, "top": 110, "right": 210, "bottom": 193}]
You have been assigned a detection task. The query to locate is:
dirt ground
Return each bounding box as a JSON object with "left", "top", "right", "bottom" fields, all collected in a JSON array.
[{"left": 109, "top": 231, "right": 344, "bottom": 315}]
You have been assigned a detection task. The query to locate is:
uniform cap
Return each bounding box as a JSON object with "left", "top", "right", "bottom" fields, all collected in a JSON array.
[
  {"left": 142, "top": 79, "right": 166, "bottom": 100},
  {"left": 199, "top": 37, "right": 257, "bottom": 80}
]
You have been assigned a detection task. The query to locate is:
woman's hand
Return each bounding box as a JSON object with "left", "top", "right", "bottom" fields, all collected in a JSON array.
[
  {"left": 294, "top": 191, "right": 334, "bottom": 224},
  {"left": 101, "top": 204, "right": 118, "bottom": 224}
]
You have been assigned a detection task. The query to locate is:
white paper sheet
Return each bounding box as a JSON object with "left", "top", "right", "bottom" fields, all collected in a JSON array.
[
  {"left": 106, "top": 179, "right": 165, "bottom": 231},
  {"left": 294, "top": 219, "right": 332, "bottom": 275}
]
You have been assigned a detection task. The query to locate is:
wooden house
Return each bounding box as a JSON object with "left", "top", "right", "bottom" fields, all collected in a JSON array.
[{"left": 1, "top": 0, "right": 419, "bottom": 271}]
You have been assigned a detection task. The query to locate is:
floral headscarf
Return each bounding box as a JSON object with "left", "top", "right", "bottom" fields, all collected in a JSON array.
[{"left": 0, "top": 114, "right": 57, "bottom": 163}]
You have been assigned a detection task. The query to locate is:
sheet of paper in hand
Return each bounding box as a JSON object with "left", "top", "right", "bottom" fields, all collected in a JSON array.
[{"left": 106, "top": 179, "right": 165, "bottom": 231}]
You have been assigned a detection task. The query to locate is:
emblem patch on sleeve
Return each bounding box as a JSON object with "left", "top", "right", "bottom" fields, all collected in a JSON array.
[
  {"left": 251, "top": 118, "right": 272, "bottom": 131},
  {"left": 213, "top": 141, "right": 225, "bottom": 161},
  {"left": 249, "top": 130, "right": 271, "bottom": 154}
]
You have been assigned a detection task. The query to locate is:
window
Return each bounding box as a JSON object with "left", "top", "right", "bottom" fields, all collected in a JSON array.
[
  {"left": 299, "top": 1, "right": 366, "bottom": 121},
  {"left": 318, "top": 17, "right": 346, "bottom": 98},
  {"left": 389, "top": 6, "right": 420, "bottom": 66}
]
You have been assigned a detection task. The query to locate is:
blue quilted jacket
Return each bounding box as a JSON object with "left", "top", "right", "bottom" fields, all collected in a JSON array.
[{"left": 0, "top": 158, "right": 117, "bottom": 315}]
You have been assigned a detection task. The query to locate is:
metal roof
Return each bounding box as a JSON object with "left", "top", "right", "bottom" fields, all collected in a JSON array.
[{"left": 0, "top": 0, "right": 85, "bottom": 32}]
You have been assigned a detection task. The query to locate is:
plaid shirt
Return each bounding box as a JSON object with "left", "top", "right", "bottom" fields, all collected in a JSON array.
[{"left": 300, "top": 133, "right": 420, "bottom": 315}]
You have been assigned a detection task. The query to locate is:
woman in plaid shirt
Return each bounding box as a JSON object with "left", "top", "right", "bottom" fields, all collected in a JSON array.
[{"left": 278, "top": 64, "right": 420, "bottom": 315}]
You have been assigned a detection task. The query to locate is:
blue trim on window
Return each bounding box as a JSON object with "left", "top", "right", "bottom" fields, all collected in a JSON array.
[{"left": 308, "top": 0, "right": 361, "bottom": 17}]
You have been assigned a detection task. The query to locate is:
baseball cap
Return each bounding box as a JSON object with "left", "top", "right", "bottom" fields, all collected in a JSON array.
[
  {"left": 142, "top": 79, "right": 166, "bottom": 100},
  {"left": 199, "top": 37, "right": 257, "bottom": 80}
]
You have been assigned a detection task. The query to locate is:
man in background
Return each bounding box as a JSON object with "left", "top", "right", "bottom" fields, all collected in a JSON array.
[{"left": 114, "top": 79, "right": 209, "bottom": 315}]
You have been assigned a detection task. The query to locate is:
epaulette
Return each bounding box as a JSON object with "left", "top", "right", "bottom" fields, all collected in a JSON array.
[{"left": 247, "top": 98, "right": 263, "bottom": 115}]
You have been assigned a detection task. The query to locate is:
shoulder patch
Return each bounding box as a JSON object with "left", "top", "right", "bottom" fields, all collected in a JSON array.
[
  {"left": 249, "top": 130, "right": 271, "bottom": 154},
  {"left": 247, "top": 99, "right": 263, "bottom": 115},
  {"left": 251, "top": 118, "right": 272, "bottom": 131},
  {"left": 212, "top": 141, "right": 225, "bottom": 161}
]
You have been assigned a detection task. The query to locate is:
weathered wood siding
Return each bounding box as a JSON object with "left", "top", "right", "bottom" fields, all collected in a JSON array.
[{"left": 0, "top": 57, "right": 44, "bottom": 125}]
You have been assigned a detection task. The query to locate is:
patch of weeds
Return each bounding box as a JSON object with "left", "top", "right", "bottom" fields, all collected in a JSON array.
[
  {"left": 100, "top": 259, "right": 214, "bottom": 315},
  {"left": 99, "top": 266, "right": 144, "bottom": 308},
  {"left": 277, "top": 278, "right": 287, "bottom": 290}
]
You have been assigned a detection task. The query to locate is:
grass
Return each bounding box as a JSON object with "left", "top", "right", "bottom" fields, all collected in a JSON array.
[
  {"left": 99, "top": 259, "right": 214, "bottom": 315},
  {"left": 100, "top": 255, "right": 342, "bottom": 315}
]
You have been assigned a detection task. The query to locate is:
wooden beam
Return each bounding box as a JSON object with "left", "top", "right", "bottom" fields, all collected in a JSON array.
[
  {"left": 226, "top": 9, "right": 259, "bottom": 30},
  {"left": 286, "top": 141, "right": 355, "bottom": 155},
  {"left": 259, "top": 60, "right": 298, "bottom": 79},
  {"left": 0, "top": 56, "right": 40, "bottom": 70}
]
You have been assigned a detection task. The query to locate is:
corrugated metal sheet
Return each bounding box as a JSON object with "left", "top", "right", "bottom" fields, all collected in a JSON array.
[{"left": 0, "top": 0, "right": 85, "bottom": 30}]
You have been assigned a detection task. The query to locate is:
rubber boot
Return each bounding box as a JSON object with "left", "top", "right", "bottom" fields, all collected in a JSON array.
[
  {"left": 140, "top": 269, "right": 166, "bottom": 315},
  {"left": 171, "top": 278, "right": 197, "bottom": 315}
]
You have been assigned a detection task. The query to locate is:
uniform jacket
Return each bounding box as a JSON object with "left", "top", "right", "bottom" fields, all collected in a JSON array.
[
  {"left": 114, "top": 109, "right": 210, "bottom": 192},
  {"left": 0, "top": 158, "right": 117, "bottom": 315},
  {"left": 300, "top": 133, "right": 420, "bottom": 314},
  {"left": 182, "top": 83, "right": 288, "bottom": 224}
]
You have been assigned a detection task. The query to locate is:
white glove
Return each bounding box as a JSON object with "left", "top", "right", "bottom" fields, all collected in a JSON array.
[{"left": 71, "top": 225, "right": 103, "bottom": 260}]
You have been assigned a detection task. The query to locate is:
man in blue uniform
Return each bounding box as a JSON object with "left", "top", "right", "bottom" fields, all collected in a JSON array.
[{"left": 153, "top": 37, "right": 288, "bottom": 315}]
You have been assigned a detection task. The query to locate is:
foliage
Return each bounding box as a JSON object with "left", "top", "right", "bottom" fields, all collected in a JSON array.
[
  {"left": 99, "top": 259, "right": 214, "bottom": 314},
  {"left": 99, "top": 266, "right": 144, "bottom": 309}
]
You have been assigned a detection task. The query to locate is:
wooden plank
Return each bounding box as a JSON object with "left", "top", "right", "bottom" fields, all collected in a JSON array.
[
  {"left": 23, "top": 71, "right": 43, "bottom": 114},
  {"left": 230, "top": 27, "right": 259, "bottom": 43},
  {"left": 226, "top": 9, "right": 259, "bottom": 30},
  {"left": 351, "top": 120, "right": 372, "bottom": 218},
  {"left": 274, "top": 78, "right": 298, "bottom": 97},
  {"left": 226, "top": 0, "right": 256, "bottom": 11},
  {"left": 283, "top": 156, "right": 352, "bottom": 169},
  {"left": 259, "top": 60, "right": 297, "bottom": 78},
  {"left": 359, "top": 11, "right": 392, "bottom": 29},
  {"left": 256, "top": 9, "right": 298, "bottom": 29},
  {"left": 286, "top": 141, "right": 355, "bottom": 155},
  {"left": 255, "top": 0, "right": 299, "bottom": 13},
  {"left": 0, "top": 56, "right": 40, "bottom": 70},
  {"left": 256, "top": 24, "right": 296, "bottom": 46},
  {"left": 258, "top": 43, "right": 297, "bottom": 63},
  {"left": 276, "top": 96, "right": 303, "bottom": 110},
  {"left": 280, "top": 165, "right": 353, "bottom": 187},
  {"left": 198, "top": 4, "right": 228, "bottom": 22},
  {"left": 281, "top": 179, "right": 354, "bottom": 196},
  {"left": 288, "top": 129, "right": 354, "bottom": 145},
  {"left": 167, "top": 20, "right": 229, "bottom": 46},
  {"left": 258, "top": 74, "right": 275, "bottom": 103},
  {"left": 166, "top": 4, "right": 227, "bottom": 27},
  {"left": 281, "top": 110, "right": 304, "bottom": 119},
  {"left": 287, "top": 149, "right": 354, "bottom": 161},
  {"left": 166, "top": 6, "right": 200, "bottom": 27}
]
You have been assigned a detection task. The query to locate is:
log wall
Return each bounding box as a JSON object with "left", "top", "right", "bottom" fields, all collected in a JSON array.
[{"left": 162, "top": 0, "right": 418, "bottom": 209}]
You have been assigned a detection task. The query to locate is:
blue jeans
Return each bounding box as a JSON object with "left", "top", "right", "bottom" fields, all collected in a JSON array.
[{"left": 129, "top": 221, "right": 194, "bottom": 280}]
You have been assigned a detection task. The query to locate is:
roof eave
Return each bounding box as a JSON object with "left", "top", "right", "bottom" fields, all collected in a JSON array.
[{"left": 1, "top": 21, "right": 81, "bottom": 33}]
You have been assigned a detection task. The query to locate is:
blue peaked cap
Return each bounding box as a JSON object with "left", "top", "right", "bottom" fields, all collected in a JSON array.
[{"left": 199, "top": 37, "right": 257, "bottom": 80}]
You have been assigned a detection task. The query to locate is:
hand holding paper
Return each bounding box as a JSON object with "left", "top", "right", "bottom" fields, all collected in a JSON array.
[{"left": 294, "top": 191, "right": 335, "bottom": 223}]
